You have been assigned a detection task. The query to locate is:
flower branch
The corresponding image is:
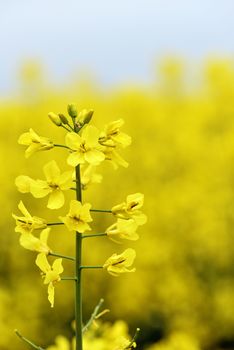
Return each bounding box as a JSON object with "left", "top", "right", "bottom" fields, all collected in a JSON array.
[
  {"left": 15, "top": 330, "right": 45, "bottom": 350},
  {"left": 48, "top": 252, "right": 75, "bottom": 261},
  {"left": 82, "top": 298, "right": 105, "bottom": 333}
]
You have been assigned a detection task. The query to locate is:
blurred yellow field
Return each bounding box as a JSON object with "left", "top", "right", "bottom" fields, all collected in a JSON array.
[{"left": 1, "top": 59, "right": 234, "bottom": 349}]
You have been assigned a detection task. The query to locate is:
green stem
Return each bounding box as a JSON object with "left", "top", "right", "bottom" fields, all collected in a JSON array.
[
  {"left": 54, "top": 144, "right": 70, "bottom": 150},
  {"left": 73, "top": 117, "right": 83, "bottom": 350},
  {"left": 49, "top": 252, "right": 75, "bottom": 261},
  {"left": 15, "top": 330, "right": 45, "bottom": 350},
  {"left": 47, "top": 222, "right": 64, "bottom": 226},
  {"left": 82, "top": 298, "right": 104, "bottom": 333},
  {"left": 80, "top": 265, "right": 103, "bottom": 269},
  {"left": 90, "top": 209, "right": 112, "bottom": 213},
  {"left": 61, "top": 125, "right": 71, "bottom": 132},
  {"left": 61, "top": 277, "right": 77, "bottom": 281},
  {"left": 126, "top": 328, "right": 141, "bottom": 349},
  {"left": 82, "top": 233, "right": 107, "bottom": 239},
  {"left": 67, "top": 123, "right": 75, "bottom": 131}
]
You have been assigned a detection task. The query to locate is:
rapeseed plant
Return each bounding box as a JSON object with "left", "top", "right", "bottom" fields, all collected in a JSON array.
[{"left": 13, "top": 103, "right": 146, "bottom": 349}]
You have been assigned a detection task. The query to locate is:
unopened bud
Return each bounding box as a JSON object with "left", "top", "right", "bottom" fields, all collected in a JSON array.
[
  {"left": 48, "top": 112, "right": 62, "bottom": 126},
  {"left": 67, "top": 103, "right": 77, "bottom": 118},
  {"left": 78, "top": 109, "right": 94, "bottom": 125},
  {"left": 58, "top": 113, "right": 69, "bottom": 125}
]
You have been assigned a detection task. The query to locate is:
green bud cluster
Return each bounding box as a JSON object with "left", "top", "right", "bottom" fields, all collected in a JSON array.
[{"left": 49, "top": 104, "right": 94, "bottom": 131}]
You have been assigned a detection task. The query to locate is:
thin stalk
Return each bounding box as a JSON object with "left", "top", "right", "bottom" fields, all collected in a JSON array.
[
  {"left": 82, "top": 233, "right": 107, "bottom": 239},
  {"left": 61, "top": 125, "right": 71, "bottom": 132},
  {"left": 54, "top": 144, "right": 70, "bottom": 150},
  {"left": 15, "top": 330, "right": 45, "bottom": 350},
  {"left": 126, "top": 328, "right": 141, "bottom": 349},
  {"left": 73, "top": 117, "right": 83, "bottom": 350},
  {"left": 61, "top": 277, "right": 77, "bottom": 281},
  {"left": 67, "top": 123, "right": 75, "bottom": 131},
  {"left": 82, "top": 298, "right": 104, "bottom": 333},
  {"left": 80, "top": 265, "right": 103, "bottom": 269},
  {"left": 49, "top": 252, "right": 75, "bottom": 261},
  {"left": 90, "top": 209, "right": 112, "bottom": 213},
  {"left": 47, "top": 222, "right": 64, "bottom": 226}
]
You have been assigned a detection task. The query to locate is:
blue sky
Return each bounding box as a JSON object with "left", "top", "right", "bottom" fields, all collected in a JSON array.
[{"left": 1, "top": 0, "right": 234, "bottom": 94}]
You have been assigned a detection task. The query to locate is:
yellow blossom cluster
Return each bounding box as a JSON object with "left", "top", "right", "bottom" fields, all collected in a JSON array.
[
  {"left": 47, "top": 320, "right": 136, "bottom": 350},
  {"left": 12, "top": 99, "right": 146, "bottom": 350}
]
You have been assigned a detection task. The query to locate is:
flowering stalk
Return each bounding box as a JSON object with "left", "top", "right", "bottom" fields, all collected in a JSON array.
[
  {"left": 15, "top": 330, "right": 45, "bottom": 350},
  {"left": 73, "top": 120, "right": 83, "bottom": 350},
  {"left": 14, "top": 103, "right": 146, "bottom": 350}
]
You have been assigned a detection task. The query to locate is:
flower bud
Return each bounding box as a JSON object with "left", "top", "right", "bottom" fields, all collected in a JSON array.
[
  {"left": 67, "top": 103, "right": 77, "bottom": 118},
  {"left": 78, "top": 109, "right": 94, "bottom": 125},
  {"left": 48, "top": 112, "right": 62, "bottom": 126},
  {"left": 58, "top": 113, "right": 69, "bottom": 125}
]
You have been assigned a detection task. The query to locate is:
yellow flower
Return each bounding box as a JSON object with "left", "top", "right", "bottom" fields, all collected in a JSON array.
[
  {"left": 59, "top": 200, "right": 92, "bottom": 232},
  {"left": 114, "top": 337, "right": 136, "bottom": 350},
  {"left": 36, "top": 253, "right": 63, "bottom": 308},
  {"left": 65, "top": 126, "right": 105, "bottom": 167},
  {"left": 106, "top": 219, "right": 139, "bottom": 242},
  {"left": 103, "top": 148, "right": 128, "bottom": 169},
  {"left": 19, "top": 228, "right": 51, "bottom": 254},
  {"left": 112, "top": 193, "right": 147, "bottom": 225},
  {"left": 103, "top": 248, "right": 136, "bottom": 276},
  {"left": 12, "top": 201, "right": 47, "bottom": 235},
  {"left": 18, "top": 128, "right": 54, "bottom": 158},
  {"left": 47, "top": 335, "right": 72, "bottom": 350},
  {"left": 17, "top": 160, "right": 73, "bottom": 209},
  {"left": 81, "top": 164, "right": 102, "bottom": 190},
  {"left": 99, "top": 119, "right": 131, "bottom": 148}
]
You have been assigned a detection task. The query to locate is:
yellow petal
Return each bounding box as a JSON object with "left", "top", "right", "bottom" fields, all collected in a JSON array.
[
  {"left": 18, "top": 201, "right": 31, "bottom": 218},
  {"left": 113, "top": 132, "right": 131, "bottom": 147},
  {"left": 29, "top": 128, "right": 41, "bottom": 142},
  {"left": 18, "top": 131, "right": 32, "bottom": 145},
  {"left": 25, "top": 144, "right": 39, "bottom": 158},
  {"left": 69, "top": 200, "right": 82, "bottom": 217},
  {"left": 58, "top": 170, "right": 73, "bottom": 189},
  {"left": 43, "top": 160, "right": 60, "bottom": 182},
  {"left": 80, "top": 203, "right": 92, "bottom": 222},
  {"left": 40, "top": 227, "right": 51, "bottom": 245},
  {"left": 107, "top": 265, "right": 136, "bottom": 276},
  {"left": 15, "top": 175, "right": 33, "bottom": 193},
  {"left": 67, "top": 152, "right": 85, "bottom": 167},
  {"left": 47, "top": 190, "right": 64, "bottom": 209},
  {"left": 126, "top": 193, "right": 144, "bottom": 210},
  {"left": 82, "top": 125, "right": 100, "bottom": 147},
  {"left": 76, "top": 221, "right": 91, "bottom": 233},
  {"left": 20, "top": 232, "right": 50, "bottom": 254},
  {"left": 60, "top": 216, "right": 91, "bottom": 233},
  {"left": 121, "top": 248, "right": 136, "bottom": 267},
  {"left": 85, "top": 149, "right": 105, "bottom": 165},
  {"left": 105, "top": 119, "right": 125, "bottom": 133},
  {"left": 103, "top": 248, "right": 136, "bottom": 275},
  {"left": 65, "top": 132, "right": 82, "bottom": 150},
  {"left": 48, "top": 283, "right": 55, "bottom": 308},
  {"left": 133, "top": 213, "right": 147, "bottom": 226},
  {"left": 36, "top": 253, "right": 50, "bottom": 273},
  {"left": 52, "top": 258, "right": 64, "bottom": 275},
  {"left": 20, "top": 233, "right": 39, "bottom": 251},
  {"left": 30, "top": 180, "right": 51, "bottom": 198},
  {"left": 59, "top": 216, "right": 74, "bottom": 231}
]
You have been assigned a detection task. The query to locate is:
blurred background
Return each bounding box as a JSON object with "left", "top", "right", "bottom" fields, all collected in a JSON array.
[{"left": 1, "top": 1, "right": 234, "bottom": 349}]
